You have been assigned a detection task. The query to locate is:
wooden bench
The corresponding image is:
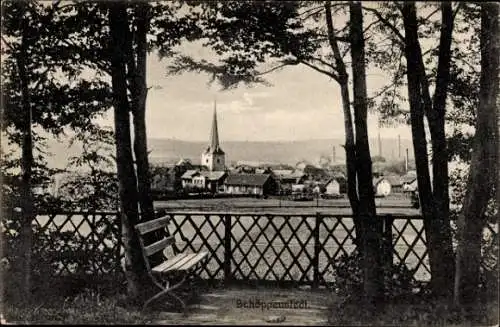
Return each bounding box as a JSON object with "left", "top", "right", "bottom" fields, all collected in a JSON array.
[{"left": 135, "top": 215, "right": 208, "bottom": 311}]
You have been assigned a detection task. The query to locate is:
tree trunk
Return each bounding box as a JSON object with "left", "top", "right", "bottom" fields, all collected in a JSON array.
[
  {"left": 413, "top": 2, "right": 455, "bottom": 297},
  {"left": 340, "top": 82, "right": 363, "bottom": 247},
  {"left": 128, "top": 3, "right": 164, "bottom": 266},
  {"left": 17, "top": 16, "right": 34, "bottom": 304},
  {"left": 402, "top": 2, "right": 455, "bottom": 299},
  {"left": 324, "top": 0, "right": 363, "bottom": 251},
  {"left": 454, "top": 1, "right": 499, "bottom": 306},
  {"left": 349, "top": 1, "right": 383, "bottom": 306},
  {"left": 109, "top": 2, "right": 148, "bottom": 300},
  {"left": 129, "top": 3, "right": 155, "bottom": 224}
]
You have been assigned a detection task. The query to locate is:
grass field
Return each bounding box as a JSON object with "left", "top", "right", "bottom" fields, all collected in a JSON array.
[{"left": 155, "top": 195, "right": 420, "bottom": 215}]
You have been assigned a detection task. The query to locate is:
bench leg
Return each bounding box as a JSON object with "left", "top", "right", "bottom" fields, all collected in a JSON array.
[{"left": 143, "top": 275, "right": 187, "bottom": 311}]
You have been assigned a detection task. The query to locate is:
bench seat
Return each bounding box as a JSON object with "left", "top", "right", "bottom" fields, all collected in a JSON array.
[
  {"left": 152, "top": 251, "right": 208, "bottom": 274},
  {"left": 134, "top": 214, "right": 209, "bottom": 311}
]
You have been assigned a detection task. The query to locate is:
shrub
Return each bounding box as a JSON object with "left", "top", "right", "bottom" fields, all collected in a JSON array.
[
  {"left": 2, "top": 212, "right": 124, "bottom": 303},
  {"left": 330, "top": 250, "right": 423, "bottom": 301},
  {"left": 3, "top": 288, "right": 152, "bottom": 324}
]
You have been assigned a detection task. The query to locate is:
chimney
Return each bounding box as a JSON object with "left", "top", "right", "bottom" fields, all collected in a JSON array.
[
  {"left": 405, "top": 148, "right": 409, "bottom": 173},
  {"left": 332, "top": 146, "right": 336, "bottom": 164},
  {"left": 378, "top": 130, "right": 382, "bottom": 157},
  {"left": 398, "top": 134, "right": 401, "bottom": 158}
]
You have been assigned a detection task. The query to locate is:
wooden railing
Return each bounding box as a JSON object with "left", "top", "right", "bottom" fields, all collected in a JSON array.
[
  {"left": 2, "top": 210, "right": 497, "bottom": 288},
  {"left": 3, "top": 211, "right": 122, "bottom": 277},
  {"left": 165, "top": 212, "right": 432, "bottom": 286}
]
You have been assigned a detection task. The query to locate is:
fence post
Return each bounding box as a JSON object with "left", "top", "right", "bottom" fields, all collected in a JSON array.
[
  {"left": 382, "top": 214, "right": 394, "bottom": 270},
  {"left": 224, "top": 214, "right": 232, "bottom": 285},
  {"left": 313, "top": 212, "right": 321, "bottom": 288}
]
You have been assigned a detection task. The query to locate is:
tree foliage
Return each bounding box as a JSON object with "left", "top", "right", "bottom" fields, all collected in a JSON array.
[{"left": 169, "top": 0, "right": 386, "bottom": 303}]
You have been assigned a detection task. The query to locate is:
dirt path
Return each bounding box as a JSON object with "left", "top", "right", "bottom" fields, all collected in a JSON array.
[{"left": 153, "top": 287, "right": 335, "bottom": 325}]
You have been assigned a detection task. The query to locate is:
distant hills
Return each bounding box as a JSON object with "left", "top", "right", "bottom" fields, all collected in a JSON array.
[
  {"left": 147, "top": 137, "right": 415, "bottom": 166},
  {"left": 5, "top": 136, "right": 414, "bottom": 169}
]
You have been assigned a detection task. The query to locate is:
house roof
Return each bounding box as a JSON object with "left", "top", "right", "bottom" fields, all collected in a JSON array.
[
  {"left": 181, "top": 170, "right": 200, "bottom": 179},
  {"left": 176, "top": 158, "right": 193, "bottom": 167},
  {"left": 373, "top": 177, "right": 388, "bottom": 187},
  {"left": 330, "top": 171, "right": 346, "bottom": 179},
  {"left": 279, "top": 170, "right": 306, "bottom": 180},
  {"left": 225, "top": 173, "right": 271, "bottom": 187},
  {"left": 325, "top": 178, "right": 340, "bottom": 187},
  {"left": 200, "top": 171, "right": 227, "bottom": 181},
  {"left": 236, "top": 160, "right": 271, "bottom": 168},
  {"left": 272, "top": 169, "right": 294, "bottom": 177},
  {"left": 401, "top": 173, "right": 417, "bottom": 184},
  {"left": 385, "top": 175, "right": 403, "bottom": 186}
]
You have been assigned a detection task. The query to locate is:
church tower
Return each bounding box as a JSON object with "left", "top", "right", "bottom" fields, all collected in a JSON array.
[{"left": 201, "top": 101, "right": 225, "bottom": 171}]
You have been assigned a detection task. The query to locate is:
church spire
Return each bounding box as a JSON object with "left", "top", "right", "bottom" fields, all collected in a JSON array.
[
  {"left": 207, "top": 100, "right": 224, "bottom": 154},
  {"left": 202, "top": 100, "right": 225, "bottom": 171}
]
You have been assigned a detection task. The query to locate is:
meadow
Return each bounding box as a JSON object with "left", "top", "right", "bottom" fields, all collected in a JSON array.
[{"left": 154, "top": 194, "right": 419, "bottom": 215}]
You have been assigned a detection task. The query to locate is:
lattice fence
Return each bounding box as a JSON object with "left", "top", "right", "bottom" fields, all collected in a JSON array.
[
  {"left": 2, "top": 210, "right": 497, "bottom": 287},
  {"left": 165, "top": 212, "right": 498, "bottom": 286},
  {"left": 165, "top": 212, "right": 430, "bottom": 286},
  {"left": 3, "top": 210, "right": 122, "bottom": 277}
]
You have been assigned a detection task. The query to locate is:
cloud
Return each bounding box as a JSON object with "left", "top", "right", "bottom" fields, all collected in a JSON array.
[{"left": 218, "top": 91, "right": 270, "bottom": 114}]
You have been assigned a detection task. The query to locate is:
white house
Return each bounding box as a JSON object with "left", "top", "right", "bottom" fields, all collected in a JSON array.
[
  {"left": 223, "top": 173, "right": 276, "bottom": 196},
  {"left": 373, "top": 177, "right": 391, "bottom": 197},
  {"left": 324, "top": 178, "right": 340, "bottom": 196},
  {"left": 181, "top": 169, "right": 226, "bottom": 193},
  {"left": 385, "top": 175, "right": 404, "bottom": 193},
  {"left": 403, "top": 178, "right": 418, "bottom": 192},
  {"left": 291, "top": 184, "right": 306, "bottom": 193},
  {"left": 402, "top": 171, "right": 418, "bottom": 192},
  {"left": 192, "top": 174, "right": 206, "bottom": 189},
  {"left": 181, "top": 170, "right": 201, "bottom": 189}
]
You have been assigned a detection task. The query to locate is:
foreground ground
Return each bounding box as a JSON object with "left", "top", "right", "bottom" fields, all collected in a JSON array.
[
  {"left": 3, "top": 286, "right": 332, "bottom": 325},
  {"left": 4, "top": 285, "right": 497, "bottom": 325},
  {"left": 153, "top": 287, "right": 332, "bottom": 325}
]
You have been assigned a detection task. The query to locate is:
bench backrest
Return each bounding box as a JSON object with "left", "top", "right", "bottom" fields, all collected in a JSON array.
[{"left": 135, "top": 215, "right": 175, "bottom": 272}]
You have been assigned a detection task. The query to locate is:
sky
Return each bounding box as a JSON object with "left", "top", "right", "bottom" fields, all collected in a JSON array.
[{"left": 95, "top": 43, "right": 413, "bottom": 143}]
